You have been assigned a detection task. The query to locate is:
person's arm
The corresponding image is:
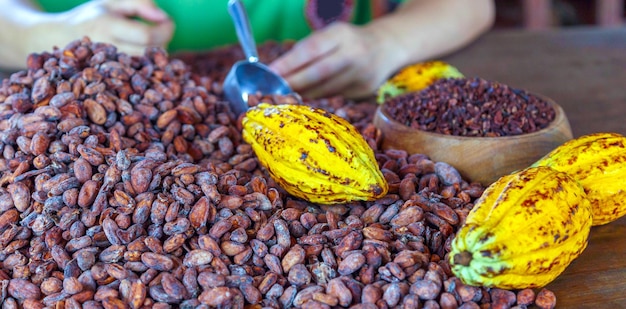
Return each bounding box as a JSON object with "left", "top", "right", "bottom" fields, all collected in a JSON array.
[
  {"left": 367, "top": 0, "right": 495, "bottom": 69},
  {"left": 0, "top": 0, "right": 174, "bottom": 71},
  {"left": 269, "top": 0, "right": 495, "bottom": 99}
]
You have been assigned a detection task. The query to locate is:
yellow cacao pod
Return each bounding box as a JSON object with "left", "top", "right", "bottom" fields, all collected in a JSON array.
[
  {"left": 449, "top": 166, "right": 592, "bottom": 289},
  {"left": 241, "top": 103, "right": 388, "bottom": 204},
  {"left": 376, "top": 61, "right": 464, "bottom": 103},
  {"left": 531, "top": 132, "right": 626, "bottom": 225}
]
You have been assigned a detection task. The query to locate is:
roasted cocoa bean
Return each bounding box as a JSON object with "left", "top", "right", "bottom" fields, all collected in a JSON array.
[{"left": 535, "top": 289, "right": 557, "bottom": 309}]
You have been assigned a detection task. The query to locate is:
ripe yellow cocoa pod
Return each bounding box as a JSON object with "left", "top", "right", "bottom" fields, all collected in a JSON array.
[
  {"left": 376, "top": 61, "right": 464, "bottom": 103},
  {"left": 449, "top": 166, "right": 592, "bottom": 289},
  {"left": 241, "top": 103, "right": 388, "bottom": 204},
  {"left": 531, "top": 132, "right": 626, "bottom": 225}
]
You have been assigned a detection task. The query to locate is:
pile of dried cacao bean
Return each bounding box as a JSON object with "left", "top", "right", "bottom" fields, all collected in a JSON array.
[{"left": 0, "top": 37, "right": 556, "bottom": 308}]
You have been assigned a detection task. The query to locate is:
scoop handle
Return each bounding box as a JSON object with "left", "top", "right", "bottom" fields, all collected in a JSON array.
[{"left": 228, "top": 0, "right": 259, "bottom": 63}]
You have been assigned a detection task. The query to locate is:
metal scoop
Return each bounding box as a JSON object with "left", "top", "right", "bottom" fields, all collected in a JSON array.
[{"left": 223, "top": 0, "right": 294, "bottom": 116}]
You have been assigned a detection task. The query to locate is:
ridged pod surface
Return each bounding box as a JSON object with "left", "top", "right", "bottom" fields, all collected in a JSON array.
[
  {"left": 531, "top": 132, "right": 626, "bottom": 225},
  {"left": 242, "top": 103, "right": 388, "bottom": 204},
  {"left": 376, "top": 61, "right": 464, "bottom": 103},
  {"left": 449, "top": 166, "right": 592, "bottom": 289}
]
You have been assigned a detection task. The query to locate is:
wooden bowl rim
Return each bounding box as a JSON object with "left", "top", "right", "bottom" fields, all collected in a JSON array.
[{"left": 376, "top": 94, "right": 568, "bottom": 142}]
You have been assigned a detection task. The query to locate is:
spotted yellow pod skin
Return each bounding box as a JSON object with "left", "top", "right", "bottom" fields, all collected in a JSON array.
[
  {"left": 531, "top": 132, "right": 626, "bottom": 225},
  {"left": 449, "top": 166, "right": 592, "bottom": 289},
  {"left": 376, "top": 61, "right": 464, "bottom": 103},
  {"left": 241, "top": 103, "right": 388, "bottom": 204}
]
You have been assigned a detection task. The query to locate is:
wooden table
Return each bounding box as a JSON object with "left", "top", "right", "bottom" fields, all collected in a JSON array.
[{"left": 444, "top": 26, "right": 626, "bottom": 308}]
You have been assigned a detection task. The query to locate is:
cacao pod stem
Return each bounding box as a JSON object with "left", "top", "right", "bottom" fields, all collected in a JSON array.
[{"left": 453, "top": 251, "right": 472, "bottom": 266}]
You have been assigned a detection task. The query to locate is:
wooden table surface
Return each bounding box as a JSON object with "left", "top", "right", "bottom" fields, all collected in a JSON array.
[{"left": 444, "top": 26, "right": 626, "bottom": 308}]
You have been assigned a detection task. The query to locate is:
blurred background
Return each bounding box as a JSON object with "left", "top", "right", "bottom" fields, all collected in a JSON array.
[{"left": 494, "top": 0, "right": 625, "bottom": 29}]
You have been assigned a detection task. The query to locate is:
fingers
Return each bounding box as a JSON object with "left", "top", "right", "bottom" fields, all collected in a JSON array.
[
  {"left": 108, "top": 17, "right": 173, "bottom": 45},
  {"left": 101, "top": 0, "right": 173, "bottom": 54},
  {"left": 106, "top": 42, "right": 150, "bottom": 57},
  {"left": 268, "top": 27, "right": 341, "bottom": 76},
  {"left": 298, "top": 65, "right": 380, "bottom": 99},
  {"left": 304, "top": 76, "right": 381, "bottom": 99},
  {"left": 299, "top": 68, "right": 355, "bottom": 99},
  {"left": 339, "top": 81, "right": 380, "bottom": 100},
  {"left": 103, "top": 0, "right": 170, "bottom": 22},
  {"left": 95, "top": 14, "right": 173, "bottom": 56},
  {"left": 283, "top": 49, "right": 351, "bottom": 93}
]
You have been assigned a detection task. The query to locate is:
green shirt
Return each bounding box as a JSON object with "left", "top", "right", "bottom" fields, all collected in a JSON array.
[{"left": 35, "top": 0, "right": 402, "bottom": 53}]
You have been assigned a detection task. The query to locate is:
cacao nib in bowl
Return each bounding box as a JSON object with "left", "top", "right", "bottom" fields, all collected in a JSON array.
[
  {"left": 386, "top": 77, "right": 556, "bottom": 137},
  {"left": 373, "top": 77, "right": 574, "bottom": 185}
]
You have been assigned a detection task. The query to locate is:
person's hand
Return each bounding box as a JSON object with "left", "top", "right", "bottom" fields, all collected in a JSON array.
[
  {"left": 28, "top": 0, "right": 174, "bottom": 57},
  {"left": 268, "top": 22, "right": 405, "bottom": 99}
]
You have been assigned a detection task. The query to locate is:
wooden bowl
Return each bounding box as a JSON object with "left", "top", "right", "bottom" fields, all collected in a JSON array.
[{"left": 373, "top": 97, "right": 573, "bottom": 186}]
